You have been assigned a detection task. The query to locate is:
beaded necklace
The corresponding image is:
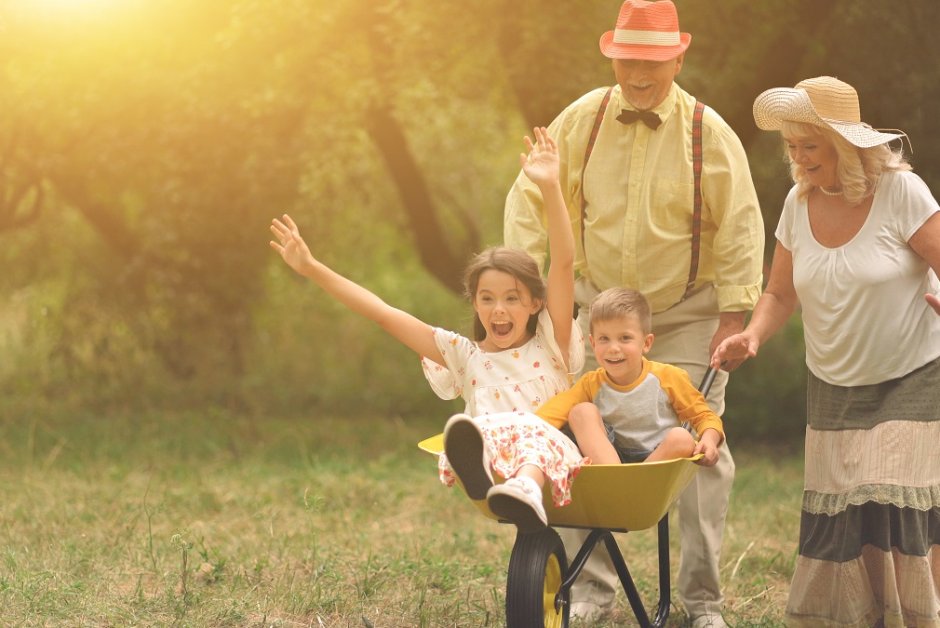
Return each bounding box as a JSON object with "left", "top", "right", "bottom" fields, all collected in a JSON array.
[{"left": 817, "top": 186, "right": 843, "bottom": 197}]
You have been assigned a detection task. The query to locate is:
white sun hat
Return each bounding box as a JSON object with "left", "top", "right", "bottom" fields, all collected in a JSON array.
[{"left": 753, "top": 76, "right": 906, "bottom": 148}]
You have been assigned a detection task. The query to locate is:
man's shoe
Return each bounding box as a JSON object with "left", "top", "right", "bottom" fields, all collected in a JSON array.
[
  {"left": 443, "top": 414, "right": 493, "bottom": 500},
  {"left": 690, "top": 613, "right": 729, "bottom": 628},
  {"left": 569, "top": 601, "right": 611, "bottom": 623},
  {"left": 486, "top": 477, "right": 547, "bottom": 533}
]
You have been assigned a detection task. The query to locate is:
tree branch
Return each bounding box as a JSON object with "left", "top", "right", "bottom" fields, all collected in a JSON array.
[{"left": 364, "top": 108, "right": 471, "bottom": 295}]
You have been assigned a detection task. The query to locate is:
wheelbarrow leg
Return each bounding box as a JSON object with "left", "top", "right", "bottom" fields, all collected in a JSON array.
[
  {"left": 603, "top": 515, "right": 672, "bottom": 628},
  {"left": 558, "top": 528, "right": 606, "bottom": 596}
]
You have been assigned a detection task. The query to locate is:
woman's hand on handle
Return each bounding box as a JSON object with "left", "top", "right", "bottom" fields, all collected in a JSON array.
[{"left": 710, "top": 331, "right": 759, "bottom": 372}]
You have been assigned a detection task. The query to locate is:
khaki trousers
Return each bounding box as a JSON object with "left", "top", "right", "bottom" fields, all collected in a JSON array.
[{"left": 562, "top": 282, "right": 735, "bottom": 618}]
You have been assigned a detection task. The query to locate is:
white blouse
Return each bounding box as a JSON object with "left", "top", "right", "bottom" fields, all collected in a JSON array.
[{"left": 776, "top": 170, "right": 940, "bottom": 386}]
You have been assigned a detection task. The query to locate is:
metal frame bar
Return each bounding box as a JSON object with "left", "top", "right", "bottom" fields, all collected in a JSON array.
[{"left": 554, "top": 515, "right": 672, "bottom": 628}]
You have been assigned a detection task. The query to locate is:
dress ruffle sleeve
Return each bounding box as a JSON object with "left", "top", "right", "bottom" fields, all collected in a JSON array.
[{"left": 420, "top": 327, "right": 475, "bottom": 401}]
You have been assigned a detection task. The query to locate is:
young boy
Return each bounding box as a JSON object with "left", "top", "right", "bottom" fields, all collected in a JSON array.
[{"left": 536, "top": 287, "right": 724, "bottom": 466}]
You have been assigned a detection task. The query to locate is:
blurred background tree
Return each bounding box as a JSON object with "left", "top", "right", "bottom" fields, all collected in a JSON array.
[{"left": 1, "top": 0, "right": 937, "bottom": 441}]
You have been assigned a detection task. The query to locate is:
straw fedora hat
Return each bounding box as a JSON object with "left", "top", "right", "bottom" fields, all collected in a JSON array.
[
  {"left": 599, "top": 0, "right": 691, "bottom": 61},
  {"left": 753, "top": 76, "right": 905, "bottom": 148}
]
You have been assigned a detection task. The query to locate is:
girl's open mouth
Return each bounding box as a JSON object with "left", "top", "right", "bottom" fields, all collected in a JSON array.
[{"left": 491, "top": 322, "right": 513, "bottom": 337}]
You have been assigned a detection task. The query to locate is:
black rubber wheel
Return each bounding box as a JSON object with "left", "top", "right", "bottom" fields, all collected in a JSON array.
[{"left": 505, "top": 527, "right": 570, "bottom": 628}]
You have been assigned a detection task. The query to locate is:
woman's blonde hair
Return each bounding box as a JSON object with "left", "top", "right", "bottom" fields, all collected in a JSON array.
[
  {"left": 462, "top": 247, "right": 545, "bottom": 342},
  {"left": 780, "top": 120, "right": 911, "bottom": 205}
]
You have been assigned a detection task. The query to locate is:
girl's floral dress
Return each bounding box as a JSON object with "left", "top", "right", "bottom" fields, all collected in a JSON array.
[{"left": 421, "top": 309, "right": 587, "bottom": 507}]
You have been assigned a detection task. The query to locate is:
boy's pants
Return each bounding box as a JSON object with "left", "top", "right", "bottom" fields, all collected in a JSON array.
[{"left": 564, "top": 282, "right": 735, "bottom": 619}]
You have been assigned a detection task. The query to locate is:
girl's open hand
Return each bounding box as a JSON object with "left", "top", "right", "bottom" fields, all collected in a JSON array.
[
  {"left": 520, "top": 126, "right": 559, "bottom": 188},
  {"left": 269, "top": 214, "right": 315, "bottom": 275}
]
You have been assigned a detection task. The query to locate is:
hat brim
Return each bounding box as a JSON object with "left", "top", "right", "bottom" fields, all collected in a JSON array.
[
  {"left": 753, "top": 87, "right": 905, "bottom": 149},
  {"left": 599, "top": 31, "right": 690, "bottom": 61}
]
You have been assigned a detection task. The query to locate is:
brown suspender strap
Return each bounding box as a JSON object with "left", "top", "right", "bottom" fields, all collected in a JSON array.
[
  {"left": 580, "top": 92, "right": 705, "bottom": 301},
  {"left": 684, "top": 100, "right": 705, "bottom": 300},
  {"left": 579, "top": 86, "right": 613, "bottom": 261}
]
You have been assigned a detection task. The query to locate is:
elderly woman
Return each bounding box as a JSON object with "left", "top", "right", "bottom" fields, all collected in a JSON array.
[{"left": 713, "top": 76, "right": 940, "bottom": 627}]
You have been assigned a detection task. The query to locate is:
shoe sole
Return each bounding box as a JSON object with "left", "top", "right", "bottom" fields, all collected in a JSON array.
[
  {"left": 444, "top": 418, "right": 492, "bottom": 500},
  {"left": 487, "top": 492, "right": 546, "bottom": 533}
]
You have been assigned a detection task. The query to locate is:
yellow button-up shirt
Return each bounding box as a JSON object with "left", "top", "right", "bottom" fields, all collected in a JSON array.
[{"left": 505, "top": 82, "right": 764, "bottom": 313}]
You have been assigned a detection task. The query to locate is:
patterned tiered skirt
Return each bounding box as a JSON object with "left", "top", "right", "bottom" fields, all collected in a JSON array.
[
  {"left": 786, "top": 358, "right": 940, "bottom": 627},
  {"left": 438, "top": 411, "right": 587, "bottom": 507}
]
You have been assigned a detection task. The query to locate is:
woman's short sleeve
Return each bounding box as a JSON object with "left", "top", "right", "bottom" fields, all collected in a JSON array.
[{"left": 890, "top": 171, "right": 940, "bottom": 241}]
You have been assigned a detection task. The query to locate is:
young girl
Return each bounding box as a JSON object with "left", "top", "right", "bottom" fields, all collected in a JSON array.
[{"left": 270, "top": 127, "right": 588, "bottom": 533}]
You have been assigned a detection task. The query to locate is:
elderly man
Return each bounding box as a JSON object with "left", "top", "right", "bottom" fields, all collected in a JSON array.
[{"left": 504, "top": 1, "right": 764, "bottom": 625}]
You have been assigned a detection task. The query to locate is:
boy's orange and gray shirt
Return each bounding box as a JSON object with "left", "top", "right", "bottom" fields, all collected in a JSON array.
[{"left": 535, "top": 357, "right": 724, "bottom": 453}]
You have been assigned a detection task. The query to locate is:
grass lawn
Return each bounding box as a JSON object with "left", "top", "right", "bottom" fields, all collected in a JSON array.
[{"left": 0, "top": 410, "right": 803, "bottom": 626}]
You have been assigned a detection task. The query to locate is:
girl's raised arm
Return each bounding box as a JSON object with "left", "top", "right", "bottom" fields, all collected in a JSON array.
[
  {"left": 270, "top": 214, "right": 446, "bottom": 366},
  {"left": 520, "top": 127, "right": 575, "bottom": 367}
]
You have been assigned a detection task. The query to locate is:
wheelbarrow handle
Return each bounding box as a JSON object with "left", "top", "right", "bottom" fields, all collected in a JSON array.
[
  {"left": 697, "top": 365, "right": 720, "bottom": 397},
  {"left": 680, "top": 366, "right": 721, "bottom": 434}
]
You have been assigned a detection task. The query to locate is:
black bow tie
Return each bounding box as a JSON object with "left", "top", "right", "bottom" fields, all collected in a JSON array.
[{"left": 617, "top": 109, "right": 662, "bottom": 130}]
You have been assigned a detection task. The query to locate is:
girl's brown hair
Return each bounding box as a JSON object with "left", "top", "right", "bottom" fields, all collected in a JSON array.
[{"left": 462, "top": 247, "right": 546, "bottom": 342}]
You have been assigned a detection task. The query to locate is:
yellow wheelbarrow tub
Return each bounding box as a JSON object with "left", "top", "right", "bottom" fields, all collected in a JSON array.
[{"left": 418, "top": 433, "right": 701, "bottom": 532}]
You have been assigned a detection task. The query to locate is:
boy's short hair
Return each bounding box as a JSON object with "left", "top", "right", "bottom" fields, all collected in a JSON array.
[{"left": 589, "top": 287, "right": 652, "bottom": 335}]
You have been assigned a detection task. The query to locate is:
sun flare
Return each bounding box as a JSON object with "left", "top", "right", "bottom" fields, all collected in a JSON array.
[
  {"left": 8, "top": 0, "right": 138, "bottom": 33},
  {"left": 16, "top": 0, "right": 124, "bottom": 19},
  {"left": 32, "top": 0, "right": 117, "bottom": 8}
]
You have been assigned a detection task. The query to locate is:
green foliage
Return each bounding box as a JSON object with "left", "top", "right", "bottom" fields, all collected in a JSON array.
[
  {"left": 1, "top": 1, "right": 938, "bottom": 428},
  {"left": 247, "top": 233, "right": 468, "bottom": 419},
  {"left": 725, "top": 317, "right": 808, "bottom": 443}
]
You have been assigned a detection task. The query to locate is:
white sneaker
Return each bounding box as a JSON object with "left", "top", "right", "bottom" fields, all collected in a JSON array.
[
  {"left": 690, "top": 613, "right": 728, "bottom": 628},
  {"left": 486, "top": 477, "right": 547, "bottom": 533},
  {"left": 443, "top": 414, "right": 493, "bottom": 500}
]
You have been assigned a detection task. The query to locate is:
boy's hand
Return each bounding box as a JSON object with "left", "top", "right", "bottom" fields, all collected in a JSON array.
[
  {"left": 520, "top": 126, "right": 559, "bottom": 189},
  {"left": 692, "top": 429, "right": 722, "bottom": 467}
]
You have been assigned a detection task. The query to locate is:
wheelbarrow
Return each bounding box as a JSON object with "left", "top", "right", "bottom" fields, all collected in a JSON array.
[{"left": 417, "top": 367, "right": 719, "bottom": 628}]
